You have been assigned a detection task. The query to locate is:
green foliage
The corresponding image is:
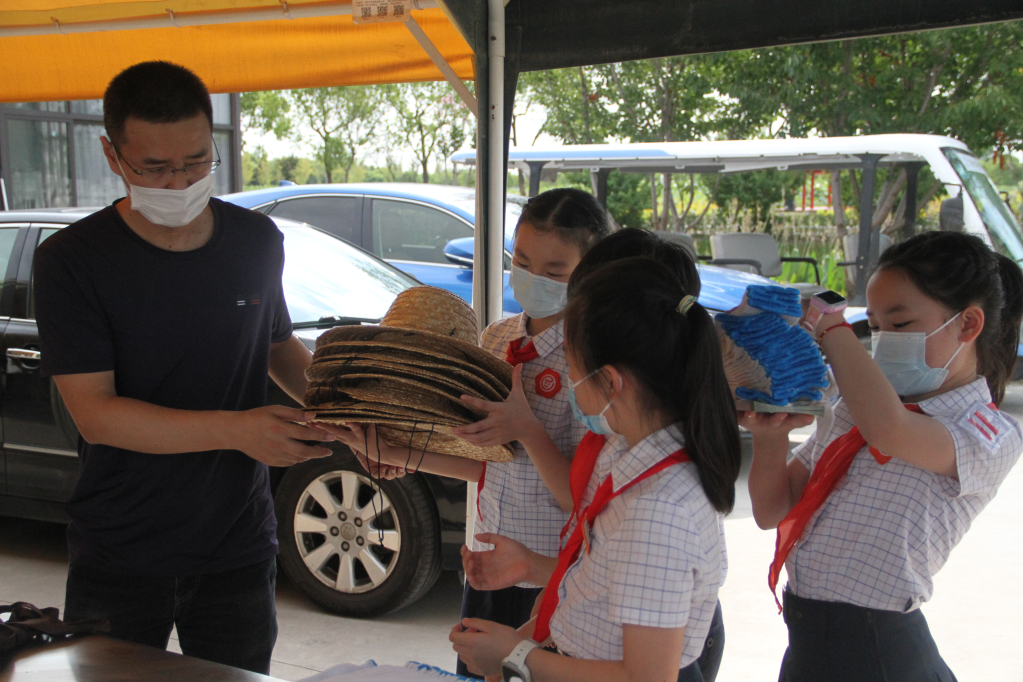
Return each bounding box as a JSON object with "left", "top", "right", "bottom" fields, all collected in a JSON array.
[
  {"left": 386, "top": 82, "right": 474, "bottom": 184},
  {"left": 714, "top": 23, "right": 1023, "bottom": 152},
  {"left": 606, "top": 172, "right": 648, "bottom": 229},
  {"left": 706, "top": 170, "right": 788, "bottom": 232}
]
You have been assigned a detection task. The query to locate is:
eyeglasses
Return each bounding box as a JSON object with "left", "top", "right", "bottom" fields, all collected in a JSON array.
[{"left": 116, "top": 138, "right": 221, "bottom": 183}]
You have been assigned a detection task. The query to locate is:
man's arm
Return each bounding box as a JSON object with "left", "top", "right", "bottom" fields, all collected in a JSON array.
[
  {"left": 269, "top": 334, "right": 314, "bottom": 405},
  {"left": 54, "top": 370, "right": 333, "bottom": 466}
]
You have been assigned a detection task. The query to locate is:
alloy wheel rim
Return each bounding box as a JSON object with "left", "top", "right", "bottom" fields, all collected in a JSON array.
[{"left": 293, "top": 470, "right": 401, "bottom": 594}]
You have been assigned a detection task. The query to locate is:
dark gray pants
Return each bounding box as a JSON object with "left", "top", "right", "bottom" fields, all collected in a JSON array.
[{"left": 779, "top": 591, "right": 957, "bottom": 682}]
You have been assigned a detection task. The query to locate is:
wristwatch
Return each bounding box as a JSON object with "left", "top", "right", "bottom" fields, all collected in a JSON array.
[
  {"left": 801, "top": 290, "right": 847, "bottom": 337},
  {"left": 502, "top": 639, "right": 539, "bottom": 682}
]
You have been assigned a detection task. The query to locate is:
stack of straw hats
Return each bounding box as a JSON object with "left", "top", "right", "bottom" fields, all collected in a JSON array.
[{"left": 306, "top": 286, "right": 515, "bottom": 462}]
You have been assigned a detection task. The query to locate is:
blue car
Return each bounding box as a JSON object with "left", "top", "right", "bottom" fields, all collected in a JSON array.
[{"left": 221, "top": 182, "right": 767, "bottom": 315}]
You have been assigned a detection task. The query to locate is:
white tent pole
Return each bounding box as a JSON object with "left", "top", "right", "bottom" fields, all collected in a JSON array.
[
  {"left": 0, "top": 0, "right": 437, "bottom": 37},
  {"left": 405, "top": 16, "right": 479, "bottom": 117},
  {"left": 485, "top": 0, "right": 506, "bottom": 326},
  {"left": 465, "top": 0, "right": 505, "bottom": 551}
]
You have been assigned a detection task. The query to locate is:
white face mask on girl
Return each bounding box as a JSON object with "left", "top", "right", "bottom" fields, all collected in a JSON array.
[
  {"left": 871, "top": 311, "right": 965, "bottom": 396},
  {"left": 510, "top": 264, "right": 568, "bottom": 319},
  {"left": 116, "top": 157, "right": 214, "bottom": 228}
]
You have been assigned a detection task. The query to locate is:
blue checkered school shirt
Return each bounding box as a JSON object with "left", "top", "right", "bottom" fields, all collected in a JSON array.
[
  {"left": 473, "top": 314, "right": 587, "bottom": 586},
  {"left": 788, "top": 378, "right": 1022, "bottom": 611},
  {"left": 550, "top": 425, "right": 724, "bottom": 667}
]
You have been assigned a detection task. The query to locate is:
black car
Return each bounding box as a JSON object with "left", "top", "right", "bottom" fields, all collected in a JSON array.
[{"left": 0, "top": 207, "right": 469, "bottom": 617}]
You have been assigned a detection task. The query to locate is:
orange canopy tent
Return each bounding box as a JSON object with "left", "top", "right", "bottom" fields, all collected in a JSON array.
[{"left": 0, "top": 1, "right": 474, "bottom": 102}]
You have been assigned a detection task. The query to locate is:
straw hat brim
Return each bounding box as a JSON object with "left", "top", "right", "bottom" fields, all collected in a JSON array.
[
  {"left": 307, "top": 359, "right": 503, "bottom": 402},
  {"left": 309, "top": 411, "right": 464, "bottom": 429},
  {"left": 307, "top": 418, "right": 513, "bottom": 463},
  {"left": 305, "top": 378, "right": 485, "bottom": 422},
  {"left": 312, "top": 345, "right": 509, "bottom": 398},
  {"left": 378, "top": 424, "right": 514, "bottom": 463},
  {"left": 317, "top": 326, "right": 512, "bottom": 389}
]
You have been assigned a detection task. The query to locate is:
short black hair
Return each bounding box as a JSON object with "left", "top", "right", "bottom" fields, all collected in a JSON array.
[
  {"left": 515, "top": 188, "right": 611, "bottom": 256},
  {"left": 103, "top": 61, "right": 213, "bottom": 146}
]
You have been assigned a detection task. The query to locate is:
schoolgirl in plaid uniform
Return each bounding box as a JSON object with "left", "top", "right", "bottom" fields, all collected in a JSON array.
[
  {"left": 332, "top": 188, "right": 611, "bottom": 680},
  {"left": 458, "top": 228, "right": 729, "bottom": 682},
  {"left": 744, "top": 231, "right": 1023, "bottom": 682},
  {"left": 449, "top": 189, "right": 610, "bottom": 678},
  {"left": 452, "top": 257, "right": 742, "bottom": 682}
]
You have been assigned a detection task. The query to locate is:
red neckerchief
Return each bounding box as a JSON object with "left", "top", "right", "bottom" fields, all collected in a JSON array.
[
  {"left": 532, "top": 432, "right": 689, "bottom": 644},
  {"left": 477, "top": 337, "right": 543, "bottom": 519},
  {"left": 768, "top": 402, "right": 993, "bottom": 610},
  {"left": 506, "top": 337, "right": 540, "bottom": 366}
]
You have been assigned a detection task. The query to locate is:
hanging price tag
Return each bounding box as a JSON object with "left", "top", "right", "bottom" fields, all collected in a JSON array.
[{"left": 352, "top": 0, "right": 411, "bottom": 23}]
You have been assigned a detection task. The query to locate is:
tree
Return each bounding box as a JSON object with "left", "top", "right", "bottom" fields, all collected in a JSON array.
[
  {"left": 287, "top": 86, "right": 389, "bottom": 183},
  {"left": 715, "top": 23, "right": 1023, "bottom": 234},
  {"left": 520, "top": 56, "right": 722, "bottom": 230},
  {"left": 240, "top": 91, "right": 291, "bottom": 149},
  {"left": 386, "top": 82, "right": 473, "bottom": 184}
]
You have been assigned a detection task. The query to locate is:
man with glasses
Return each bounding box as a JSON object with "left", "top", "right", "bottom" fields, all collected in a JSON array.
[{"left": 32, "top": 61, "right": 333, "bottom": 674}]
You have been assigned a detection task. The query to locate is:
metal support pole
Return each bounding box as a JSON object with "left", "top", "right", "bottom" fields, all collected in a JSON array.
[
  {"left": 902, "top": 162, "right": 925, "bottom": 242},
  {"left": 406, "top": 16, "right": 479, "bottom": 117},
  {"left": 472, "top": 0, "right": 505, "bottom": 332},
  {"left": 852, "top": 154, "right": 882, "bottom": 306},
  {"left": 590, "top": 168, "right": 610, "bottom": 208},
  {"left": 527, "top": 161, "right": 546, "bottom": 197}
]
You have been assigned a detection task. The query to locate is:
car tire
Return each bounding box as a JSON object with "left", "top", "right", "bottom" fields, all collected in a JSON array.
[{"left": 274, "top": 448, "right": 443, "bottom": 617}]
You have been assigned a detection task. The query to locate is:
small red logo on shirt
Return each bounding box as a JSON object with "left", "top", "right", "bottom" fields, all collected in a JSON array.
[{"left": 535, "top": 368, "right": 561, "bottom": 399}]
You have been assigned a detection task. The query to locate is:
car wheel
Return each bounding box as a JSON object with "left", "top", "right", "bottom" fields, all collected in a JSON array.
[{"left": 274, "top": 449, "right": 443, "bottom": 617}]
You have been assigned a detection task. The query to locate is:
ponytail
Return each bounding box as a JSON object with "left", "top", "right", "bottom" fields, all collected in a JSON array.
[
  {"left": 565, "top": 258, "right": 741, "bottom": 513},
  {"left": 877, "top": 231, "right": 1023, "bottom": 405},
  {"left": 991, "top": 254, "right": 1023, "bottom": 403}
]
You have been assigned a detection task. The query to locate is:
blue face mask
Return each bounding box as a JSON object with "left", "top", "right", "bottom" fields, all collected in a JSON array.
[
  {"left": 871, "top": 312, "right": 965, "bottom": 396},
  {"left": 510, "top": 264, "right": 568, "bottom": 319},
  {"left": 567, "top": 369, "right": 617, "bottom": 435}
]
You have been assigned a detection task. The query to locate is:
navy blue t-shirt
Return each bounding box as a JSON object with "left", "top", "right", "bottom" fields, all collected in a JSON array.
[{"left": 34, "top": 198, "right": 291, "bottom": 576}]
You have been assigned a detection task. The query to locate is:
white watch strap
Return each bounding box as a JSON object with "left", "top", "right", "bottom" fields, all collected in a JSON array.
[{"left": 503, "top": 639, "right": 539, "bottom": 682}]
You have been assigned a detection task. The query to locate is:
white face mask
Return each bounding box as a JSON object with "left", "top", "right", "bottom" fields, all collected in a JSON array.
[
  {"left": 871, "top": 312, "right": 965, "bottom": 396},
  {"left": 117, "top": 157, "right": 214, "bottom": 228},
  {"left": 510, "top": 264, "right": 568, "bottom": 319}
]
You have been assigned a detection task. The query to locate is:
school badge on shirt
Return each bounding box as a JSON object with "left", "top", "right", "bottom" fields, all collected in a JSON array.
[
  {"left": 959, "top": 401, "right": 1012, "bottom": 450},
  {"left": 536, "top": 368, "right": 562, "bottom": 399}
]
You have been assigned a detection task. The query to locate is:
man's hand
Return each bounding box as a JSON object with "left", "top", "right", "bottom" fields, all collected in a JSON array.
[
  {"left": 461, "top": 532, "right": 540, "bottom": 591},
  {"left": 452, "top": 365, "right": 544, "bottom": 449},
  {"left": 450, "top": 619, "right": 525, "bottom": 679},
  {"left": 229, "top": 405, "right": 334, "bottom": 467}
]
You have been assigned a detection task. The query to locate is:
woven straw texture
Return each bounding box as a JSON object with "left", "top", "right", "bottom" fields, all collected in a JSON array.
[{"left": 305, "top": 286, "right": 515, "bottom": 462}]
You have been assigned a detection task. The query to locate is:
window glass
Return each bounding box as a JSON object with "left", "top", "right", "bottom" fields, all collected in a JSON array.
[
  {"left": 6, "top": 102, "right": 66, "bottom": 112},
  {"left": 9, "top": 120, "right": 71, "bottom": 209},
  {"left": 277, "top": 223, "right": 415, "bottom": 324},
  {"left": 74, "top": 123, "right": 123, "bottom": 207},
  {"left": 211, "top": 94, "right": 232, "bottom": 125},
  {"left": 212, "top": 131, "right": 233, "bottom": 196},
  {"left": 944, "top": 147, "right": 1023, "bottom": 262},
  {"left": 70, "top": 100, "right": 104, "bottom": 116},
  {"left": 371, "top": 200, "right": 472, "bottom": 263},
  {"left": 29, "top": 228, "right": 62, "bottom": 318},
  {"left": 0, "top": 227, "right": 24, "bottom": 310},
  {"left": 268, "top": 196, "right": 362, "bottom": 245}
]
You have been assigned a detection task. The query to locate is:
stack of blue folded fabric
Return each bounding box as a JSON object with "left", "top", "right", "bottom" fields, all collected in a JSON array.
[{"left": 716, "top": 285, "right": 827, "bottom": 406}]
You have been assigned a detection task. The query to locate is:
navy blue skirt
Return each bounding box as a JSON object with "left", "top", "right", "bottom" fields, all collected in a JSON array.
[{"left": 779, "top": 591, "right": 957, "bottom": 682}]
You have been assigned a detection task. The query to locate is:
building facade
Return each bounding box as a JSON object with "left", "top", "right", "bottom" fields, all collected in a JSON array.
[{"left": 0, "top": 94, "right": 242, "bottom": 210}]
